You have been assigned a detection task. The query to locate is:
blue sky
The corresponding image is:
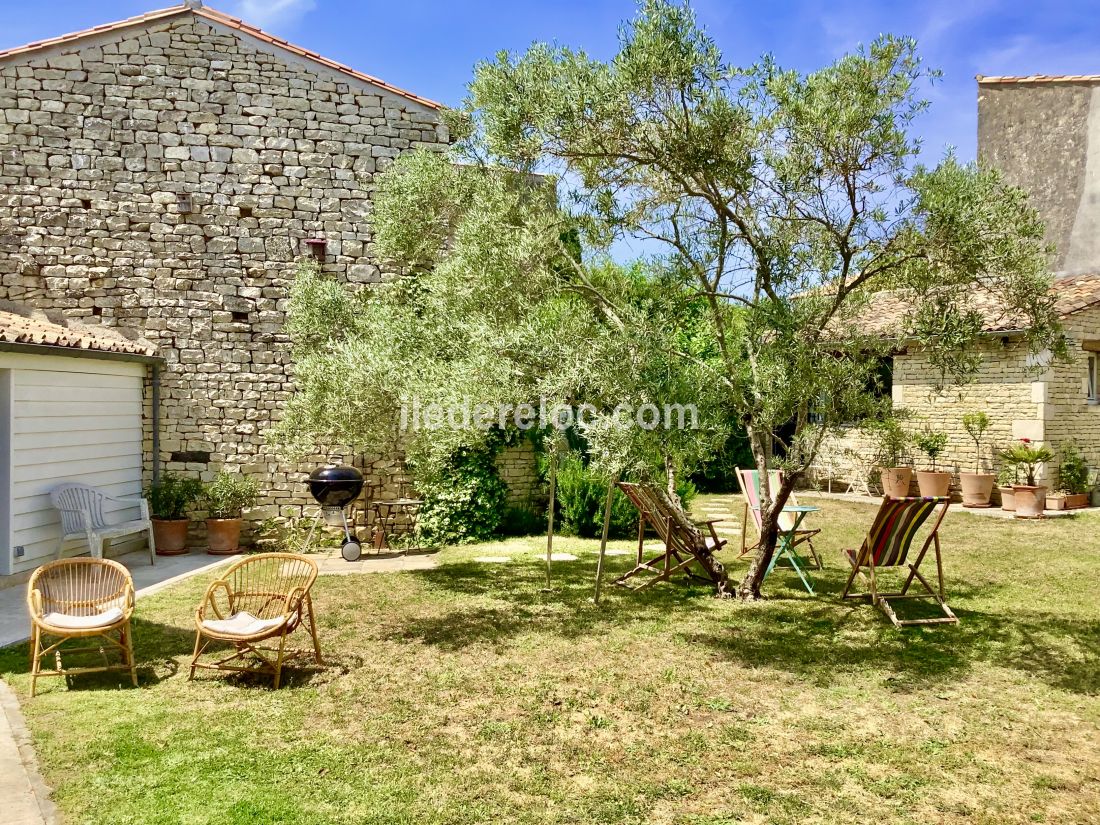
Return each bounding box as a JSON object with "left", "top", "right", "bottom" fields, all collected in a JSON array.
[{"left": 3, "top": 0, "right": 1099, "bottom": 163}]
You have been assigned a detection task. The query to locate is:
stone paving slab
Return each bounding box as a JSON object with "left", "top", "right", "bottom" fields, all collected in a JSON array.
[{"left": 0, "top": 681, "right": 57, "bottom": 825}]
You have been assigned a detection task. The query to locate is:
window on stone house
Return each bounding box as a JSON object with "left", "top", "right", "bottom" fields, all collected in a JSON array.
[{"left": 1088, "top": 353, "right": 1098, "bottom": 404}]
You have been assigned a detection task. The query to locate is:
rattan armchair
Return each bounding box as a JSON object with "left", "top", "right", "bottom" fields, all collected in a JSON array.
[
  {"left": 189, "top": 553, "right": 322, "bottom": 688},
  {"left": 26, "top": 558, "right": 137, "bottom": 697}
]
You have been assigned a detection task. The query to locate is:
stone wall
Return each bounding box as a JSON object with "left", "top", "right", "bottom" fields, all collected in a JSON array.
[
  {"left": 0, "top": 15, "right": 453, "bottom": 529},
  {"left": 495, "top": 440, "right": 543, "bottom": 509},
  {"left": 815, "top": 338, "right": 1048, "bottom": 493},
  {"left": 1043, "top": 307, "right": 1100, "bottom": 482}
]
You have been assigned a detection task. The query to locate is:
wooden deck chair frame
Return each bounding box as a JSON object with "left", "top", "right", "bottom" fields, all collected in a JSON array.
[
  {"left": 27, "top": 558, "right": 138, "bottom": 697},
  {"left": 736, "top": 469, "right": 823, "bottom": 569},
  {"left": 841, "top": 496, "right": 958, "bottom": 628},
  {"left": 613, "top": 482, "right": 727, "bottom": 591},
  {"left": 190, "top": 553, "right": 323, "bottom": 688}
]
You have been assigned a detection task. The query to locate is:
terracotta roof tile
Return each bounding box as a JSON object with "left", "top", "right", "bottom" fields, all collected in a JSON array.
[
  {"left": 0, "top": 302, "right": 158, "bottom": 358},
  {"left": 978, "top": 74, "right": 1100, "bottom": 85},
  {"left": 0, "top": 2, "right": 442, "bottom": 111},
  {"left": 846, "top": 272, "right": 1100, "bottom": 338}
]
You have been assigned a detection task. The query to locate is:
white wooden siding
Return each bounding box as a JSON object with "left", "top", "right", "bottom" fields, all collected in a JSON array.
[{"left": 0, "top": 353, "right": 147, "bottom": 575}]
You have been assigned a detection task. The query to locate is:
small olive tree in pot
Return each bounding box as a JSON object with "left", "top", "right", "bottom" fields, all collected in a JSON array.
[
  {"left": 959, "top": 411, "right": 994, "bottom": 507},
  {"left": 867, "top": 416, "right": 914, "bottom": 498},
  {"left": 146, "top": 474, "right": 204, "bottom": 555},
  {"left": 203, "top": 471, "right": 261, "bottom": 555},
  {"left": 914, "top": 428, "right": 951, "bottom": 497}
]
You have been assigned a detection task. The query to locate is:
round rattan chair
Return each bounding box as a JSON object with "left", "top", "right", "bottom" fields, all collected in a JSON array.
[
  {"left": 189, "top": 553, "right": 322, "bottom": 688},
  {"left": 26, "top": 557, "right": 137, "bottom": 697}
]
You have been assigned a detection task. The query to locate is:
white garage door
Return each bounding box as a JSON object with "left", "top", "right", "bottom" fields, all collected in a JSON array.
[{"left": 0, "top": 353, "right": 146, "bottom": 575}]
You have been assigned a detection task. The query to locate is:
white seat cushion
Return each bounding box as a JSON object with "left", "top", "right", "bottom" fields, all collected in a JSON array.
[
  {"left": 41, "top": 606, "right": 124, "bottom": 630},
  {"left": 202, "top": 611, "right": 286, "bottom": 638}
]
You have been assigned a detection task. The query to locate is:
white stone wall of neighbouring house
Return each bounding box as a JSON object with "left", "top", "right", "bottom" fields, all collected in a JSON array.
[
  {"left": 0, "top": 15, "right": 476, "bottom": 536},
  {"left": 815, "top": 337, "right": 1047, "bottom": 494},
  {"left": 1043, "top": 306, "right": 1100, "bottom": 482}
]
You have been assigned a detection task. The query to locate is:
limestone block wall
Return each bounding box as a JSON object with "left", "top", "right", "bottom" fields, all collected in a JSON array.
[
  {"left": 816, "top": 338, "right": 1046, "bottom": 491},
  {"left": 1043, "top": 307, "right": 1100, "bottom": 481},
  {"left": 0, "top": 16, "right": 451, "bottom": 529},
  {"left": 495, "top": 440, "right": 543, "bottom": 509}
]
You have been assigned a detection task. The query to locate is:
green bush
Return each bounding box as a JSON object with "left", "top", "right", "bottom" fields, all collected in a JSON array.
[
  {"left": 1058, "top": 443, "right": 1090, "bottom": 495},
  {"left": 145, "top": 473, "right": 203, "bottom": 520},
  {"left": 203, "top": 471, "right": 261, "bottom": 519},
  {"left": 414, "top": 445, "right": 508, "bottom": 547},
  {"left": 555, "top": 452, "right": 697, "bottom": 539},
  {"left": 499, "top": 504, "right": 547, "bottom": 537}
]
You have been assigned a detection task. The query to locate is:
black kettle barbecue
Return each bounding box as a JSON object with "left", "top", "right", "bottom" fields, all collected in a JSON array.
[{"left": 304, "top": 466, "right": 365, "bottom": 561}]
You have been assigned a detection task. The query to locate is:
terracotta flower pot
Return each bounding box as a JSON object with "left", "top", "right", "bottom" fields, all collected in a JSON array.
[
  {"left": 959, "top": 472, "right": 995, "bottom": 507},
  {"left": 1012, "top": 485, "right": 1046, "bottom": 519},
  {"left": 206, "top": 518, "right": 243, "bottom": 555},
  {"left": 880, "top": 467, "right": 912, "bottom": 499},
  {"left": 152, "top": 518, "right": 189, "bottom": 555},
  {"left": 998, "top": 486, "right": 1016, "bottom": 512},
  {"left": 1065, "top": 492, "right": 1090, "bottom": 509},
  {"left": 916, "top": 470, "right": 951, "bottom": 498}
]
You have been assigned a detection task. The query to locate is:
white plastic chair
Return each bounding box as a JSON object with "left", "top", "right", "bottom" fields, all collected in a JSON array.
[{"left": 49, "top": 483, "right": 155, "bottom": 565}]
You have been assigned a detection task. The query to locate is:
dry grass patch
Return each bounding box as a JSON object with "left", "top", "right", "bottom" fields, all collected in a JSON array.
[{"left": 1, "top": 496, "right": 1098, "bottom": 824}]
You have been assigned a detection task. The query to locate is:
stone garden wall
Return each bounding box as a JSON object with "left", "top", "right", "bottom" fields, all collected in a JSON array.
[{"left": 0, "top": 15, "right": 462, "bottom": 533}]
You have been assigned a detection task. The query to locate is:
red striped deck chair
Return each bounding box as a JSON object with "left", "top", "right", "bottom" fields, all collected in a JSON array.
[
  {"left": 613, "top": 482, "right": 728, "bottom": 591},
  {"left": 736, "top": 469, "right": 822, "bottom": 569},
  {"left": 841, "top": 496, "right": 958, "bottom": 628}
]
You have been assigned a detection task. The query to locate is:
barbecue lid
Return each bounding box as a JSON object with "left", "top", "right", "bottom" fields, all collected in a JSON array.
[{"left": 307, "top": 465, "right": 364, "bottom": 484}]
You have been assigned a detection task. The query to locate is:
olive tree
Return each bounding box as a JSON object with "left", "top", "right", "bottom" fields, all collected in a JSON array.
[{"left": 433, "top": 0, "right": 1064, "bottom": 598}]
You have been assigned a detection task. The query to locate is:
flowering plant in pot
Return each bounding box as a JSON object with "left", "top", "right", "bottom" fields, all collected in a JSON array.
[
  {"left": 998, "top": 439, "right": 1053, "bottom": 518},
  {"left": 868, "top": 416, "right": 913, "bottom": 498},
  {"left": 145, "top": 474, "right": 204, "bottom": 555},
  {"left": 914, "top": 428, "right": 951, "bottom": 497},
  {"left": 203, "top": 471, "right": 261, "bottom": 555},
  {"left": 959, "top": 411, "right": 995, "bottom": 507}
]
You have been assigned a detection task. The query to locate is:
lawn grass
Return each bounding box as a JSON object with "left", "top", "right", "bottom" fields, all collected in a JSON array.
[{"left": 1, "top": 495, "right": 1098, "bottom": 824}]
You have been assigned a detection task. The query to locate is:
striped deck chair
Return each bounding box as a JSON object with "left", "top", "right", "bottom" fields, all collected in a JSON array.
[
  {"left": 736, "top": 469, "right": 822, "bottom": 568},
  {"left": 841, "top": 496, "right": 958, "bottom": 628},
  {"left": 613, "top": 482, "right": 728, "bottom": 591}
]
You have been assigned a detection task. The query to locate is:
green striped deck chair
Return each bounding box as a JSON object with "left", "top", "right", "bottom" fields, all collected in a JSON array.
[
  {"left": 736, "top": 469, "right": 822, "bottom": 569},
  {"left": 841, "top": 496, "right": 958, "bottom": 628}
]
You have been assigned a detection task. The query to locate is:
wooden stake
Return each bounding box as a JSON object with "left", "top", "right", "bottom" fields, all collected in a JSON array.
[
  {"left": 544, "top": 444, "right": 558, "bottom": 589},
  {"left": 593, "top": 475, "right": 619, "bottom": 604}
]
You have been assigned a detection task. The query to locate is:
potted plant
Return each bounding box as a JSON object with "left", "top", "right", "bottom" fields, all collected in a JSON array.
[
  {"left": 146, "top": 474, "right": 204, "bottom": 555},
  {"left": 959, "top": 411, "right": 995, "bottom": 507},
  {"left": 996, "top": 462, "right": 1017, "bottom": 512},
  {"left": 1050, "top": 442, "right": 1090, "bottom": 510},
  {"left": 998, "top": 439, "right": 1053, "bottom": 519},
  {"left": 869, "top": 416, "right": 913, "bottom": 498},
  {"left": 914, "top": 428, "right": 951, "bottom": 497},
  {"left": 203, "top": 471, "right": 261, "bottom": 555}
]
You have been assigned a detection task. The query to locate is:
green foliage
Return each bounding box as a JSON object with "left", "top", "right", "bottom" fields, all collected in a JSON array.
[
  {"left": 553, "top": 451, "right": 696, "bottom": 539},
  {"left": 203, "top": 471, "right": 261, "bottom": 520},
  {"left": 690, "top": 429, "right": 755, "bottom": 492},
  {"left": 145, "top": 473, "right": 203, "bottom": 520},
  {"left": 863, "top": 416, "right": 912, "bottom": 468},
  {"left": 999, "top": 440, "right": 1054, "bottom": 487},
  {"left": 962, "top": 411, "right": 991, "bottom": 473},
  {"left": 1058, "top": 443, "right": 1090, "bottom": 495},
  {"left": 413, "top": 445, "right": 509, "bottom": 547},
  {"left": 499, "top": 504, "right": 547, "bottom": 537},
  {"left": 914, "top": 429, "right": 949, "bottom": 472}
]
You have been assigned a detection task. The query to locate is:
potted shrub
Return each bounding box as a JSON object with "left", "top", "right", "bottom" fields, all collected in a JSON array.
[
  {"left": 869, "top": 416, "right": 913, "bottom": 498},
  {"left": 1052, "top": 442, "right": 1090, "bottom": 510},
  {"left": 203, "top": 471, "right": 261, "bottom": 555},
  {"left": 146, "top": 474, "right": 204, "bottom": 555},
  {"left": 914, "top": 428, "right": 951, "bottom": 497},
  {"left": 996, "top": 460, "right": 1018, "bottom": 512},
  {"left": 959, "top": 411, "right": 995, "bottom": 507},
  {"left": 999, "top": 439, "right": 1053, "bottom": 519}
]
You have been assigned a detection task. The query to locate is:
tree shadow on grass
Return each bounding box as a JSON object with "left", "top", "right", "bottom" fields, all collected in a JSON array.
[{"left": 383, "top": 555, "right": 1100, "bottom": 696}]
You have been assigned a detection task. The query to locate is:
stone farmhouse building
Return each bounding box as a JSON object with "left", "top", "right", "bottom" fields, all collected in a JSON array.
[
  {"left": 818, "top": 75, "right": 1100, "bottom": 495},
  {"left": 0, "top": 1, "right": 539, "bottom": 577}
]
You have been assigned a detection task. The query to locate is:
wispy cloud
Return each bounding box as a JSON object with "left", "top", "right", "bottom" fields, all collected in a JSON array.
[{"left": 232, "top": 0, "right": 316, "bottom": 31}]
